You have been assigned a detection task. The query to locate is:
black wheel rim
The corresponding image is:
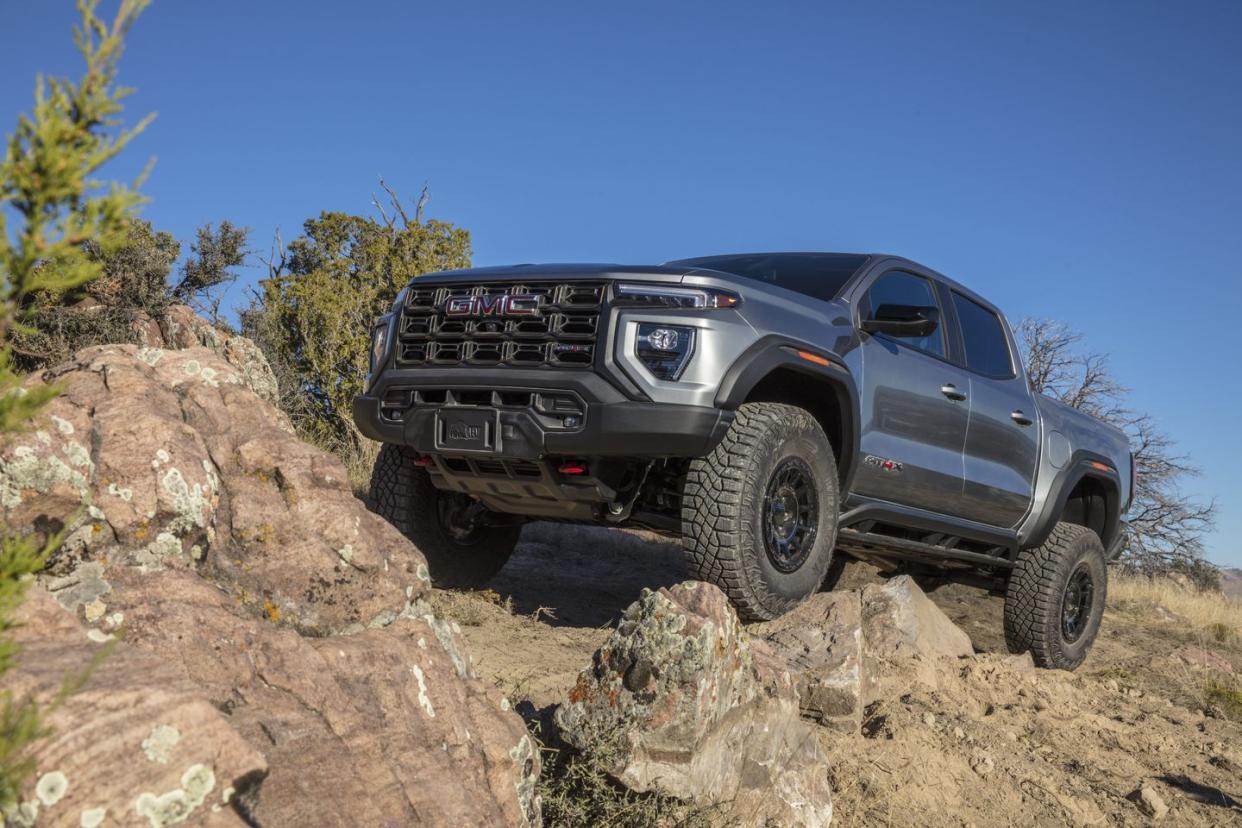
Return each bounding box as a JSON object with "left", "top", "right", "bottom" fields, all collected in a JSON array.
[
  {"left": 1061, "top": 563, "right": 1095, "bottom": 644},
  {"left": 436, "top": 492, "right": 488, "bottom": 547},
  {"left": 762, "top": 457, "right": 819, "bottom": 573}
]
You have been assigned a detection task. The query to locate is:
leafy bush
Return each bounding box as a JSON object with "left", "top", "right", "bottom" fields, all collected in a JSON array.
[
  {"left": 12, "top": 214, "right": 250, "bottom": 370},
  {"left": 12, "top": 218, "right": 177, "bottom": 368},
  {"left": 0, "top": 0, "right": 152, "bottom": 806},
  {"left": 243, "top": 194, "right": 470, "bottom": 451},
  {"left": 172, "top": 219, "right": 248, "bottom": 328}
]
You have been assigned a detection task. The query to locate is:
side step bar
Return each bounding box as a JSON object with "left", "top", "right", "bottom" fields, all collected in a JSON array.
[{"left": 836, "top": 527, "right": 1014, "bottom": 570}]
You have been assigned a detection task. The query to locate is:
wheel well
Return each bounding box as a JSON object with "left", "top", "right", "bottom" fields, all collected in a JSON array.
[
  {"left": 1061, "top": 475, "right": 1114, "bottom": 544},
  {"left": 742, "top": 366, "right": 851, "bottom": 483}
]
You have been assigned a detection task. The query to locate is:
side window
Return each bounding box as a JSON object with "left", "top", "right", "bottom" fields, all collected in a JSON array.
[
  {"left": 864, "top": 271, "right": 945, "bottom": 358},
  {"left": 951, "top": 292, "right": 1014, "bottom": 378}
]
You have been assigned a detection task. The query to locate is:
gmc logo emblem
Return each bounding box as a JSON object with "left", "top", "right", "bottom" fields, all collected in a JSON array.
[
  {"left": 447, "top": 422, "right": 482, "bottom": 441},
  {"left": 444, "top": 294, "right": 542, "bottom": 318}
]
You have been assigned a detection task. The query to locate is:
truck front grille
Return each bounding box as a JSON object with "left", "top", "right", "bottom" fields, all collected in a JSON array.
[{"left": 395, "top": 281, "right": 607, "bottom": 369}]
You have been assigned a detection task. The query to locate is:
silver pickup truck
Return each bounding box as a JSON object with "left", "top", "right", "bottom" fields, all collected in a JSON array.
[{"left": 355, "top": 252, "right": 1132, "bottom": 669}]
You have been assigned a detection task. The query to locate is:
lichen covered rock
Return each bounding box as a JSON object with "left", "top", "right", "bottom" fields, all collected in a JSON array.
[
  {"left": 131, "top": 303, "right": 279, "bottom": 403},
  {"left": 4, "top": 588, "right": 266, "bottom": 828},
  {"left": 556, "top": 581, "right": 831, "bottom": 826},
  {"left": 2, "top": 344, "right": 422, "bottom": 634},
  {"left": 3, "top": 345, "right": 540, "bottom": 827},
  {"left": 104, "top": 568, "right": 541, "bottom": 827}
]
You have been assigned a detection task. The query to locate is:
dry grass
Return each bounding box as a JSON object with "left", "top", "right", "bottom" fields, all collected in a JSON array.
[
  {"left": 1206, "top": 681, "right": 1242, "bottom": 720},
  {"left": 529, "top": 717, "right": 717, "bottom": 828},
  {"left": 341, "top": 437, "right": 381, "bottom": 499},
  {"left": 1108, "top": 573, "right": 1242, "bottom": 637}
]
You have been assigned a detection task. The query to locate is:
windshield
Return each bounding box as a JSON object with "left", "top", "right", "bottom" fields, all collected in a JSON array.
[{"left": 667, "top": 252, "right": 869, "bottom": 303}]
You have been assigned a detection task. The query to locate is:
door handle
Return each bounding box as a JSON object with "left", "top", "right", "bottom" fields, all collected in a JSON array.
[
  {"left": 1010, "top": 410, "right": 1033, "bottom": 426},
  {"left": 940, "top": 384, "right": 967, "bottom": 401}
]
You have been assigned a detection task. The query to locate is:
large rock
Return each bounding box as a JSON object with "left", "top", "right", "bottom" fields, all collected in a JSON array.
[
  {"left": 556, "top": 581, "right": 832, "bottom": 827},
  {"left": 2, "top": 345, "right": 422, "bottom": 634},
  {"left": 101, "top": 568, "right": 540, "bottom": 827},
  {"left": 758, "top": 576, "right": 974, "bottom": 734},
  {"left": 131, "top": 303, "right": 279, "bottom": 404},
  {"left": 860, "top": 575, "right": 974, "bottom": 702},
  {"left": 2, "top": 345, "right": 540, "bottom": 827},
  {"left": 4, "top": 588, "right": 266, "bottom": 828},
  {"left": 7, "top": 571, "right": 540, "bottom": 828},
  {"left": 756, "top": 591, "right": 864, "bottom": 733}
]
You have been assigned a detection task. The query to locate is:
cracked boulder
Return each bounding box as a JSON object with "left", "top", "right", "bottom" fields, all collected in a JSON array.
[
  {"left": 556, "top": 581, "right": 832, "bottom": 827},
  {"left": 1, "top": 344, "right": 425, "bottom": 634}
]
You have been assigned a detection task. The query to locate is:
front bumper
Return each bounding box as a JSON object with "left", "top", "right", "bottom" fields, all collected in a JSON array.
[{"left": 352, "top": 367, "right": 734, "bottom": 460}]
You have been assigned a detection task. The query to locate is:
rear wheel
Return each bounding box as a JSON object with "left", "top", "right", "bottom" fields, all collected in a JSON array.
[
  {"left": 370, "top": 443, "right": 520, "bottom": 589},
  {"left": 682, "top": 402, "right": 840, "bottom": 621},
  {"left": 1003, "top": 522, "right": 1107, "bottom": 670}
]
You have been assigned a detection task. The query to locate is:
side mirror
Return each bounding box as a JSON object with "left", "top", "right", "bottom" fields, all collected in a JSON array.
[{"left": 860, "top": 303, "right": 939, "bottom": 338}]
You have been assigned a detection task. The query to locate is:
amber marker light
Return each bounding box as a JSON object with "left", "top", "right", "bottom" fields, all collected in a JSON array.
[{"left": 796, "top": 350, "right": 831, "bottom": 367}]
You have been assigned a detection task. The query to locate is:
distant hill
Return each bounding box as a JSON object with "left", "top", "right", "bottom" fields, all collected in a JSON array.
[{"left": 1221, "top": 567, "right": 1242, "bottom": 599}]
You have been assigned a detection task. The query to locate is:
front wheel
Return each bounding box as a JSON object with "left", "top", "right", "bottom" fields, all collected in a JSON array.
[
  {"left": 369, "top": 444, "right": 521, "bottom": 589},
  {"left": 1004, "top": 522, "right": 1107, "bottom": 670},
  {"left": 681, "top": 402, "right": 840, "bottom": 621}
]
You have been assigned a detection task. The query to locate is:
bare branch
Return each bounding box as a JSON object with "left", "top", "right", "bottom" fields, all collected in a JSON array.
[
  {"left": 1018, "top": 317, "right": 1218, "bottom": 586},
  {"left": 371, "top": 192, "right": 394, "bottom": 230},
  {"left": 414, "top": 183, "right": 430, "bottom": 225},
  {"left": 378, "top": 177, "right": 411, "bottom": 227},
  {"left": 260, "top": 227, "right": 288, "bottom": 281}
]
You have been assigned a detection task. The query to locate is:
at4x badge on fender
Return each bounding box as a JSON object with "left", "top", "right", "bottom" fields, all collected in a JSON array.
[{"left": 864, "top": 454, "right": 903, "bottom": 473}]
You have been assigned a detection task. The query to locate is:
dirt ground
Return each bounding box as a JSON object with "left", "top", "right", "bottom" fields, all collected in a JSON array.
[{"left": 428, "top": 523, "right": 1242, "bottom": 826}]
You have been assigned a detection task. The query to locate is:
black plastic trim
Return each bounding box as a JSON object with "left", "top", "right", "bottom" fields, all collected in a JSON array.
[
  {"left": 354, "top": 368, "right": 733, "bottom": 460},
  {"left": 840, "top": 495, "right": 1021, "bottom": 554},
  {"left": 714, "top": 336, "right": 860, "bottom": 490},
  {"left": 837, "top": 527, "right": 1015, "bottom": 570},
  {"left": 1023, "top": 451, "right": 1123, "bottom": 551}
]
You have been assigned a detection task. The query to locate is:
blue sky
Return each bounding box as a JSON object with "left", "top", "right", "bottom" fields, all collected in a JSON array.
[{"left": 5, "top": 1, "right": 1240, "bottom": 565}]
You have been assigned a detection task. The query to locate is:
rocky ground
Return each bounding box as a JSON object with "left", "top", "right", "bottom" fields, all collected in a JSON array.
[
  {"left": 440, "top": 524, "right": 1242, "bottom": 827},
  {"left": 5, "top": 333, "right": 1241, "bottom": 826}
]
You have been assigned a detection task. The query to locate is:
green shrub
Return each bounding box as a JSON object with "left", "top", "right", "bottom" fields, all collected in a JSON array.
[{"left": 243, "top": 197, "right": 471, "bottom": 451}]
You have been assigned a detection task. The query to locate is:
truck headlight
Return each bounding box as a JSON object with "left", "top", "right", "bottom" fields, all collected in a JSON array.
[
  {"left": 636, "top": 323, "right": 695, "bottom": 380},
  {"left": 369, "top": 317, "right": 391, "bottom": 375},
  {"left": 615, "top": 283, "right": 741, "bottom": 309}
]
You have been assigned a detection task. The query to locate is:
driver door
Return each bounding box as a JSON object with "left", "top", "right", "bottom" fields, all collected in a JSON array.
[{"left": 853, "top": 270, "right": 969, "bottom": 515}]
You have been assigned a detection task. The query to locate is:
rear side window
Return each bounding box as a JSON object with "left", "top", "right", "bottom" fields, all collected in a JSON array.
[
  {"left": 951, "top": 292, "right": 1014, "bottom": 378},
  {"left": 864, "top": 270, "right": 946, "bottom": 358}
]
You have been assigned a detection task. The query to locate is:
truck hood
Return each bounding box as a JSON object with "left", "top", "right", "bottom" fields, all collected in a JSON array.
[{"left": 409, "top": 263, "right": 693, "bottom": 287}]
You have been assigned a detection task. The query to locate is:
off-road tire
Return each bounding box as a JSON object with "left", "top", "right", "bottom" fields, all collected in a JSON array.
[
  {"left": 682, "top": 402, "right": 840, "bottom": 621},
  {"left": 1004, "top": 522, "right": 1107, "bottom": 670},
  {"left": 369, "top": 443, "right": 520, "bottom": 589}
]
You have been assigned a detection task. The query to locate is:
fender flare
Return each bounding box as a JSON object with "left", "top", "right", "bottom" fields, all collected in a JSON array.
[
  {"left": 714, "top": 336, "right": 860, "bottom": 490},
  {"left": 1023, "top": 451, "right": 1124, "bottom": 553}
]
